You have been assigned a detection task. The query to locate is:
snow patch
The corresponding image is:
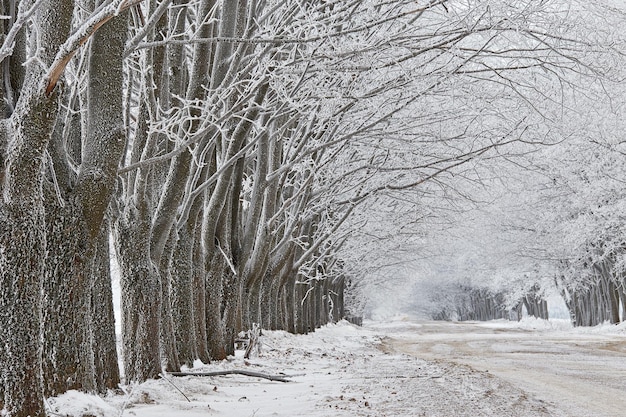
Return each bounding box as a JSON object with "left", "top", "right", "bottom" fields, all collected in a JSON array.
[{"left": 46, "top": 390, "right": 118, "bottom": 417}]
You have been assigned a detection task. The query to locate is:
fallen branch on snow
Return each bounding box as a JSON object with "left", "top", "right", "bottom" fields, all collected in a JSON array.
[{"left": 168, "top": 370, "right": 291, "bottom": 383}]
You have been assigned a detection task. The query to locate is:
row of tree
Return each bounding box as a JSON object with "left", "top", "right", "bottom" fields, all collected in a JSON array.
[
  {"left": 425, "top": 283, "right": 548, "bottom": 322},
  {"left": 0, "top": 1, "right": 611, "bottom": 416},
  {"left": 409, "top": 0, "right": 626, "bottom": 329}
]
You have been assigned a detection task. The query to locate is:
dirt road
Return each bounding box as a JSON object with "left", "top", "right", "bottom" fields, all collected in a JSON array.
[{"left": 375, "top": 320, "right": 626, "bottom": 417}]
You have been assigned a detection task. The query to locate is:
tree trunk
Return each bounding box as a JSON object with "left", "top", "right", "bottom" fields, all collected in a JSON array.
[
  {"left": 115, "top": 208, "right": 162, "bottom": 382},
  {"left": 158, "top": 231, "right": 181, "bottom": 372},
  {"left": 221, "top": 269, "right": 240, "bottom": 357},
  {"left": 281, "top": 266, "right": 297, "bottom": 333},
  {"left": 0, "top": 1, "right": 72, "bottom": 411},
  {"left": 608, "top": 279, "right": 620, "bottom": 324},
  {"left": 41, "top": 1, "right": 128, "bottom": 396},
  {"left": 192, "top": 226, "right": 211, "bottom": 363},
  {"left": 0, "top": 203, "right": 47, "bottom": 417},
  {"left": 294, "top": 279, "right": 306, "bottom": 334},
  {"left": 618, "top": 286, "right": 626, "bottom": 322},
  {"left": 90, "top": 222, "right": 121, "bottom": 393},
  {"left": 205, "top": 253, "right": 227, "bottom": 360},
  {"left": 42, "top": 200, "right": 96, "bottom": 396},
  {"left": 171, "top": 225, "right": 197, "bottom": 368},
  {"left": 245, "top": 279, "right": 262, "bottom": 330}
]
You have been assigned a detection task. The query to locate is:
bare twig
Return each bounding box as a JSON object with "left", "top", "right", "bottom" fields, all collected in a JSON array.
[{"left": 159, "top": 373, "right": 192, "bottom": 402}]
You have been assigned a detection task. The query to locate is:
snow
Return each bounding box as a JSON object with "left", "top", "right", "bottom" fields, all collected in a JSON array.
[
  {"left": 46, "top": 390, "right": 118, "bottom": 417},
  {"left": 46, "top": 317, "right": 626, "bottom": 417}
]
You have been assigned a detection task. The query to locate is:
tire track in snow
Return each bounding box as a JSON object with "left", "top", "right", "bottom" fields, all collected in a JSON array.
[{"left": 379, "top": 320, "right": 626, "bottom": 417}]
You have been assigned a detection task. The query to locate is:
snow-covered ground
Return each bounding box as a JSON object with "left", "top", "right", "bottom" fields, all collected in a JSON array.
[
  {"left": 47, "top": 317, "right": 626, "bottom": 417},
  {"left": 382, "top": 318, "right": 626, "bottom": 417}
]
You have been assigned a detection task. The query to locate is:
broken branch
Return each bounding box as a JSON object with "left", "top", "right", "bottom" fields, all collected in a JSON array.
[
  {"left": 169, "top": 370, "right": 292, "bottom": 383},
  {"left": 45, "top": 0, "right": 146, "bottom": 96}
]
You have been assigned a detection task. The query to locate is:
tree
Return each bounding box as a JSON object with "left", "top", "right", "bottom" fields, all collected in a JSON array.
[
  {"left": 0, "top": 1, "right": 75, "bottom": 414},
  {"left": 1, "top": 1, "right": 138, "bottom": 414}
]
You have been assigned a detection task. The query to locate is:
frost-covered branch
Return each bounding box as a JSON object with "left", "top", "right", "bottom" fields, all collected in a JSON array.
[
  {"left": 45, "top": 0, "right": 146, "bottom": 95},
  {"left": 124, "top": 0, "right": 173, "bottom": 54},
  {"left": 0, "top": 0, "right": 44, "bottom": 63}
]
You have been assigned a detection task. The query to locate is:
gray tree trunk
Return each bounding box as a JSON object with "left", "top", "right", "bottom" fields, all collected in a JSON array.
[
  {"left": 0, "top": 203, "right": 47, "bottom": 417},
  {"left": 192, "top": 223, "right": 211, "bottom": 363},
  {"left": 158, "top": 231, "right": 181, "bottom": 372},
  {"left": 205, "top": 253, "right": 227, "bottom": 359},
  {"left": 0, "top": 1, "right": 73, "bottom": 414},
  {"left": 41, "top": 1, "right": 127, "bottom": 396},
  {"left": 42, "top": 200, "right": 96, "bottom": 396},
  {"left": 90, "top": 222, "right": 121, "bottom": 393},
  {"left": 115, "top": 207, "right": 162, "bottom": 382},
  {"left": 171, "top": 224, "right": 198, "bottom": 367}
]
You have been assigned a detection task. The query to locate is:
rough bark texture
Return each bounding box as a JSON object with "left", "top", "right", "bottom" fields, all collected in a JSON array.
[
  {"left": 171, "top": 224, "right": 197, "bottom": 367},
  {"left": 78, "top": 5, "right": 128, "bottom": 241},
  {"left": 90, "top": 222, "right": 121, "bottom": 392},
  {"left": 42, "top": 198, "right": 96, "bottom": 396},
  {"left": 205, "top": 253, "right": 227, "bottom": 360},
  {"left": 41, "top": 2, "right": 127, "bottom": 397},
  {"left": 0, "top": 203, "right": 47, "bottom": 417},
  {"left": 115, "top": 207, "right": 162, "bottom": 382},
  {"left": 192, "top": 224, "right": 211, "bottom": 363},
  {"left": 0, "top": 2, "right": 71, "bottom": 411},
  {"left": 158, "top": 231, "right": 181, "bottom": 372}
]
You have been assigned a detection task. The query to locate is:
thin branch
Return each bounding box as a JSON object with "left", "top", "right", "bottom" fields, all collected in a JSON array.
[
  {"left": 125, "top": 0, "right": 173, "bottom": 54},
  {"left": 0, "top": 0, "right": 45, "bottom": 63},
  {"left": 158, "top": 373, "right": 191, "bottom": 402},
  {"left": 216, "top": 237, "right": 237, "bottom": 276},
  {"left": 131, "top": 1, "right": 446, "bottom": 51}
]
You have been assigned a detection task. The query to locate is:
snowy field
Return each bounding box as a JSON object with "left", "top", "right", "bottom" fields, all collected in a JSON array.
[{"left": 47, "top": 317, "right": 626, "bottom": 417}]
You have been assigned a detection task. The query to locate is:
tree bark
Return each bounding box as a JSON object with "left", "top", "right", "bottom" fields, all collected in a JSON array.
[
  {"left": 192, "top": 222, "right": 211, "bottom": 363},
  {"left": 0, "top": 203, "right": 47, "bottom": 417},
  {"left": 90, "top": 221, "right": 121, "bottom": 393},
  {"left": 42, "top": 199, "right": 96, "bottom": 396},
  {"left": 171, "top": 223, "right": 197, "bottom": 368},
  {"left": 41, "top": 1, "right": 128, "bottom": 396},
  {"left": 0, "top": 1, "right": 73, "bottom": 413},
  {"left": 205, "top": 252, "right": 227, "bottom": 360},
  {"left": 115, "top": 207, "right": 162, "bottom": 382},
  {"left": 158, "top": 230, "right": 181, "bottom": 372}
]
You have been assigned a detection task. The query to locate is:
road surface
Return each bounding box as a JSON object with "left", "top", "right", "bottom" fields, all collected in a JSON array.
[{"left": 376, "top": 320, "right": 626, "bottom": 417}]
